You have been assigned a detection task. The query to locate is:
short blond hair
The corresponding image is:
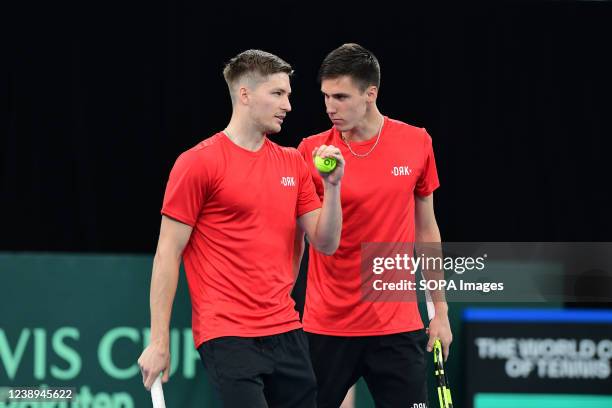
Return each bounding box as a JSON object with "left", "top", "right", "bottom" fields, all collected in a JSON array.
[{"left": 223, "top": 50, "right": 293, "bottom": 102}]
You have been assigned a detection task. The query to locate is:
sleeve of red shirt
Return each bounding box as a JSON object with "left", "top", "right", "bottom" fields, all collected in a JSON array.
[
  {"left": 295, "top": 147, "right": 321, "bottom": 218},
  {"left": 161, "top": 150, "right": 210, "bottom": 227},
  {"left": 415, "top": 129, "right": 440, "bottom": 197},
  {"left": 297, "top": 140, "right": 308, "bottom": 161}
]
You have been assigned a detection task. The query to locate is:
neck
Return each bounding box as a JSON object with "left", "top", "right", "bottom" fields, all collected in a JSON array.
[
  {"left": 224, "top": 115, "right": 266, "bottom": 152},
  {"left": 342, "top": 107, "right": 384, "bottom": 142}
]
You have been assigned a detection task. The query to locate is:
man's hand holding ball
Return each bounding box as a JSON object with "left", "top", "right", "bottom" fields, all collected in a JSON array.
[{"left": 312, "top": 145, "right": 344, "bottom": 185}]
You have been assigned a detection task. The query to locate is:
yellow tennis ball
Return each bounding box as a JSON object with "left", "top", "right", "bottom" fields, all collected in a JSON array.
[{"left": 314, "top": 156, "right": 337, "bottom": 173}]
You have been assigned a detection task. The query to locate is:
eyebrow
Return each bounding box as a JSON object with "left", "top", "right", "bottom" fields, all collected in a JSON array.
[
  {"left": 272, "top": 88, "right": 291, "bottom": 95},
  {"left": 321, "top": 91, "right": 349, "bottom": 98}
]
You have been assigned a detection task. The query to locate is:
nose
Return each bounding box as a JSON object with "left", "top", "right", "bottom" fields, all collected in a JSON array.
[
  {"left": 326, "top": 99, "right": 336, "bottom": 115},
  {"left": 282, "top": 95, "right": 291, "bottom": 112},
  {"left": 324, "top": 96, "right": 336, "bottom": 115}
]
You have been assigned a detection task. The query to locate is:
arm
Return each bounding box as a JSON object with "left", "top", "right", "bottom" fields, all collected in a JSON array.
[
  {"left": 138, "top": 215, "right": 193, "bottom": 389},
  {"left": 415, "top": 193, "right": 453, "bottom": 360},
  {"left": 297, "top": 145, "right": 344, "bottom": 255}
]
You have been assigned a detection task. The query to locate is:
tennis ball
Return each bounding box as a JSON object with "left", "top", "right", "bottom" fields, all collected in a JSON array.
[{"left": 314, "top": 156, "right": 337, "bottom": 173}]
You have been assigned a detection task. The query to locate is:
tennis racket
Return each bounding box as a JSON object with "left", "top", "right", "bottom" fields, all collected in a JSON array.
[
  {"left": 433, "top": 338, "right": 453, "bottom": 408},
  {"left": 425, "top": 288, "right": 453, "bottom": 408}
]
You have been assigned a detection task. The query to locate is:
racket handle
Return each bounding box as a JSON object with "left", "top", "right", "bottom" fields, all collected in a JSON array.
[{"left": 151, "top": 376, "right": 166, "bottom": 408}]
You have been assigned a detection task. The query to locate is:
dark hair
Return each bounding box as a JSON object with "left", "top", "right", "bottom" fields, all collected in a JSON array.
[
  {"left": 318, "top": 43, "right": 380, "bottom": 91},
  {"left": 223, "top": 49, "right": 293, "bottom": 88}
]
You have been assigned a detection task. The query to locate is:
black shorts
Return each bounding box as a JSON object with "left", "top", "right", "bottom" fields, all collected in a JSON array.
[
  {"left": 198, "top": 329, "right": 317, "bottom": 408},
  {"left": 307, "top": 329, "right": 429, "bottom": 408}
]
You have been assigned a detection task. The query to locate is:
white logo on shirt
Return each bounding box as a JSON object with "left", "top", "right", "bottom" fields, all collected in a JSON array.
[
  {"left": 280, "top": 177, "right": 296, "bottom": 187},
  {"left": 391, "top": 166, "right": 413, "bottom": 176},
  {"left": 412, "top": 404, "right": 427, "bottom": 408}
]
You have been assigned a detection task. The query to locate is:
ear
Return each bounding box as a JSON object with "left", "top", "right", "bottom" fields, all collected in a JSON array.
[
  {"left": 237, "top": 86, "right": 250, "bottom": 105},
  {"left": 366, "top": 85, "right": 378, "bottom": 103}
]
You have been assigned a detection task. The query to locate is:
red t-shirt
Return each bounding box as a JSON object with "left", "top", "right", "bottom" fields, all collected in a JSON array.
[
  {"left": 162, "top": 132, "right": 321, "bottom": 347},
  {"left": 297, "top": 117, "right": 440, "bottom": 336}
]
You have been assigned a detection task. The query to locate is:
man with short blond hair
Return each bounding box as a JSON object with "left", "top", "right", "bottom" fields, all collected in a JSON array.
[{"left": 138, "top": 49, "right": 345, "bottom": 408}]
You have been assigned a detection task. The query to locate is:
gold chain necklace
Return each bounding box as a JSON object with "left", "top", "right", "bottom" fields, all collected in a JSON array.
[{"left": 341, "top": 116, "right": 384, "bottom": 158}]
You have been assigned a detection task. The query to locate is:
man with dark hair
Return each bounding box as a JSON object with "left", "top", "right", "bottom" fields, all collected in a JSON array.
[
  {"left": 297, "top": 43, "right": 452, "bottom": 408},
  {"left": 138, "top": 49, "right": 345, "bottom": 408}
]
